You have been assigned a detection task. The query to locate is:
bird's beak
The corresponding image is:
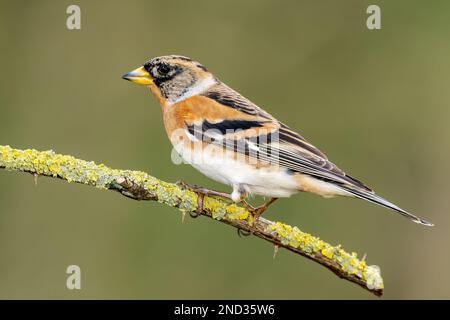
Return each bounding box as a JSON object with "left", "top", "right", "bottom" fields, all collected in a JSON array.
[{"left": 122, "top": 66, "right": 154, "bottom": 85}]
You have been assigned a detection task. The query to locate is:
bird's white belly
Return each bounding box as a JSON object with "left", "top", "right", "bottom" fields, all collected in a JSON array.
[{"left": 174, "top": 142, "right": 299, "bottom": 198}]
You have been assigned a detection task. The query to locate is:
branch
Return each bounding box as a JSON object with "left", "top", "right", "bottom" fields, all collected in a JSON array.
[{"left": 0, "top": 145, "right": 383, "bottom": 296}]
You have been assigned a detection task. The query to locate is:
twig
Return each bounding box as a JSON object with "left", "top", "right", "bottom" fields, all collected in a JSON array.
[{"left": 0, "top": 145, "right": 384, "bottom": 296}]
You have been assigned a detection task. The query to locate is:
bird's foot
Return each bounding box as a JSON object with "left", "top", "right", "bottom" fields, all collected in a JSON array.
[
  {"left": 234, "top": 202, "right": 263, "bottom": 237},
  {"left": 176, "top": 179, "right": 232, "bottom": 217},
  {"left": 240, "top": 198, "right": 279, "bottom": 235},
  {"left": 176, "top": 180, "right": 278, "bottom": 237}
]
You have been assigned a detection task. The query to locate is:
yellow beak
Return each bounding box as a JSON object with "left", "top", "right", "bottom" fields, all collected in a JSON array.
[{"left": 122, "top": 66, "right": 154, "bottom": 85}]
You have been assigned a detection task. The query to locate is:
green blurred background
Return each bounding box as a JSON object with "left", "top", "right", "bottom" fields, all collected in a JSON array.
[{"left": 0, "top": 0, "right": 449, "bottom": 299}]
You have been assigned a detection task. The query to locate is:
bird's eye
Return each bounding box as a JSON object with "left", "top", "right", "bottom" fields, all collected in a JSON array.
[{"left": 158, "top": 64, "right": 171, "bottom": 75}]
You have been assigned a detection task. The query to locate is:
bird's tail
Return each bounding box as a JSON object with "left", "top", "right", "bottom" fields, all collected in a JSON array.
[{"left": 338, "top": 185, "right": 434, "bottom": 226}]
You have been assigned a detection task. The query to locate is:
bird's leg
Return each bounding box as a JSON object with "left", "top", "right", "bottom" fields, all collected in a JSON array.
[
  {"left": 230, "top": 184, "right": 278, "bottom": 236},
  {"left": 176, "top": 179, "right": 232, "bottom": 217},
  {"left": 242, "top": 197, "right": 278, "bottom": 233},
  {"left": 230, "top": 185, "right": 254, "bottom": 237}
]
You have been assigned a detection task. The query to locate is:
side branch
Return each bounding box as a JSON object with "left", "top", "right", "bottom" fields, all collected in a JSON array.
[{"left": 0, "top": 145, "right": 383, "bottom": 296}]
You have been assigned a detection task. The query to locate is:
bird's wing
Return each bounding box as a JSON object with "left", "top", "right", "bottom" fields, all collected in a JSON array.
[
  {"left": 201, "top": 83, "right": 275, "bottom": 120},
  {"left": 192, "top": 83, "right": 433, "bottom": 226},
  {"left": 198, "top": 83, "right": 372, "bottom": 191}
]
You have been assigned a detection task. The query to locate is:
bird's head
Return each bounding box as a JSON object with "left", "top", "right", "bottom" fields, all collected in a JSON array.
[{"left": 123, "top": 55, "right": 217, "bottom": 105}]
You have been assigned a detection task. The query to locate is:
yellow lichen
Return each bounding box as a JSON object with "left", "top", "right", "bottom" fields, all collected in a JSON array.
[
  {"left": 225, "top": 203, "right": 248, "bottom": 221},
  {"left": 267, "top": 220, "right": 383, "bottom": 291},
  {"left": 321, "top": 247, "right": 335, "bottom": 259},
  {"left": 0, "top": 144, "right": 384, "bottom": 293}
]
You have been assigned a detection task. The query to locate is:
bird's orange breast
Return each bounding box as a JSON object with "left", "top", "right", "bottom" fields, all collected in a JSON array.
[{"left": 161, "top": 95, "right": 272, "bottom": 138}]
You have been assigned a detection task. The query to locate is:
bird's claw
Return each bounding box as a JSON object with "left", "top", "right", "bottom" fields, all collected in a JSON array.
[
  {"left": 176, "top": 178, "right": 232, "bottom": 200},
  {"left": 189, "top": 211, "right": 201, "bottom": 218},
  {"left": 240, "top": 198, "right": 278, "bottom": 235},
  {"left": 237, "top": 229, "right": 251, "bottom": 237},
  {"left": 177, "top": 179, "right": 205, "bottom": 217},
  {"left": 237, "top": 202, "right": 262, "bottom": 236},
  {"left": 176, "top": 179, "right": 202, "bottom": 192},
  {"left": 177, "top": 180, "right": 275, "bottom": 237}
]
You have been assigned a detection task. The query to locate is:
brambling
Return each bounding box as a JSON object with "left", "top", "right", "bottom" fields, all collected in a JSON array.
[{"left": 123, "top": 55, "right": 433, "bottom": 226}]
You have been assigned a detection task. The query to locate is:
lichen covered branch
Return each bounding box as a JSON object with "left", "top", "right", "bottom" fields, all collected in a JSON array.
[{"left": 0, "top": 145, "right": 384, "bottom": 296}]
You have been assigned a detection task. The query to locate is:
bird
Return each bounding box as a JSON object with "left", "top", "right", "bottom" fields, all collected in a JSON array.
[{"left": 122, "top": 55, "right": 433, "bottom": 227}]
